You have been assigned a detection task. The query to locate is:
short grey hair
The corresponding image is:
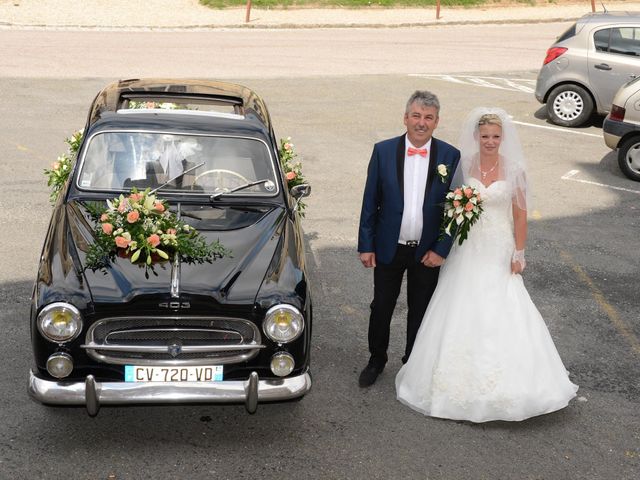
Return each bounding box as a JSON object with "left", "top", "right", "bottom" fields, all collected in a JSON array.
[{"left": 405, "top": 90, "right": 440, "bottom": 114}]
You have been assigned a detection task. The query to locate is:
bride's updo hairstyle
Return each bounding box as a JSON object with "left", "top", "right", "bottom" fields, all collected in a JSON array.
[
  {"left": 477, "top": 113, "right": 502, "bottom": 129},
  {"left": 454, "top": 107, "right": 530, "bottom": 211}
]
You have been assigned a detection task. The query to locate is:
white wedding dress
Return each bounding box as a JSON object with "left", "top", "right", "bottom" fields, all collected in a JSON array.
[{"left": 396, "top": 178, "right": 578, "bottom": 422}]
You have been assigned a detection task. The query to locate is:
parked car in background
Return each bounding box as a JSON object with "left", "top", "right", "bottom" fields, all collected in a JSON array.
[
  {"left": 535, "top": 12, "right": 640, "bottom": 127},
  {"left": 603, "top": 76, "right": 640, "bottom": 181},
  {"left": 28, "top": 79, "right": 313, "bottom": 415}
]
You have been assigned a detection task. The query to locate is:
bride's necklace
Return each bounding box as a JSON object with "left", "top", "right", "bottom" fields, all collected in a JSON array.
[{"left": 480, "top": 158, "right": 499, "bottom": 180}]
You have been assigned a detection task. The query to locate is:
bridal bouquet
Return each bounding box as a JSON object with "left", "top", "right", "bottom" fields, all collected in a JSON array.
[
  {"left": 441, "top": 185, "right": 483, "bottom": 246},
  {"left": 86, "top": 188, "right": 229, "bottom": 269}
]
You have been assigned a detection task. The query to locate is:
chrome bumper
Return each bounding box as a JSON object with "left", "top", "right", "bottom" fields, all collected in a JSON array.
[{"left": 28, "top": 369, "right": 311, "bottom": 416}]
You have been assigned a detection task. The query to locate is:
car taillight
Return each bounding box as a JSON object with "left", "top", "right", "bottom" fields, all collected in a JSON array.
[
  {"left": 543, "top": 47, "right": 568, "bottom": 65},
  {"left": 609, "top": 105, "right": 626, "bottom": 122}
]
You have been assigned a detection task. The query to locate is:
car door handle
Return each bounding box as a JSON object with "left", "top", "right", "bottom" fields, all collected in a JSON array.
[{"left": 594, "top": 63, "right": 612, "bottom": 71}]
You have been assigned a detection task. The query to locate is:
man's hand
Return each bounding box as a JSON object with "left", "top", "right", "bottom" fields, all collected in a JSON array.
[
  {"left": 359, "top": 252, "right": 376, "bottom": 268},
  {"left": 421, "top": 250, "right": 444, "bottom": 268}
]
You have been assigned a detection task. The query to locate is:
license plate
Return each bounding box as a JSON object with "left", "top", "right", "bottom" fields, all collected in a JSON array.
[{"left": 124, "top": 365, "right": 223, "bottom": 382}]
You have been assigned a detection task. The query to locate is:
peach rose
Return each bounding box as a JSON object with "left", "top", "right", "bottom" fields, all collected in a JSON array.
[
  {"left": 464, "top": 188, "right": 473, "bottom": 198},
  {"left": 129, "top": 193, "right": 142, "bottom": 202},
  {"left": 286, "top": 171, "right": 296, "bottom": 181},
  {"left": 454, "top": 188, "right": 462, "bottom": 196},
  {"left": 100, "top": 213, "right": 109, "bottom": 222},
  {"left": 147, "top": 234, "right": 161, "bottom": 248},
  {"left": 167, "top": 228, "right": 177, "bottom": 235},
  {"left": 115, "top": 236, "right": 130, "bottom": 248},
  {"left": 52, "top": 161, "right": 60, "bottom": 170},
  {"left": 453, "top": 200, "right": 461, "bottom": 208},
  {"left": 126, "top": 210, "right": 140, "bottom": 223},
  {"left": 154, "top": 201, "right": 165, "bottom": 212},
  {"left": 101, "top": 223, "right": 113, "bottom": 235},
  {"left": 464, "top": 202, "right": 474, "bottom": 212}
]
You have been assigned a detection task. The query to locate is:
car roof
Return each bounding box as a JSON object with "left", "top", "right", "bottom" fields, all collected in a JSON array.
[
  {"left": 87, "top": 109, "right": 271, "bottom": 140},
  {"left": 578, "top": 11, "right": 640, "bottom": 26},
  {"left": 85, "top": 78, "right": 274, "bottom": 135}
]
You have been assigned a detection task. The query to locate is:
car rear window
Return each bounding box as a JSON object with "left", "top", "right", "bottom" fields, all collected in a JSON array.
[
  {"left": 77, "top": 132, "right": 278, "bottom": 195},
  {"left": 557, "top": 24, "right": 577, "bottom": 42}
]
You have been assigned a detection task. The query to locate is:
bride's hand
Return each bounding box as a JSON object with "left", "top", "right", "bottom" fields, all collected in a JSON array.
[{"left": 511, "top": 249, "right": 526, "bottom": 274}]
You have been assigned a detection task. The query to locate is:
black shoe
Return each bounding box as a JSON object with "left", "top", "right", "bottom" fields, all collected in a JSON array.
[
  {"left": 358, "top": 364, "right": 384, "bottom": 388},
  {"left": 401, "top": 355, "right": 408, "bottom": 364}
]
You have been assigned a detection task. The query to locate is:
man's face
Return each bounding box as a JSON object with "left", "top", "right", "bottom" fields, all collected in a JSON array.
[{"left": 404, "top": 103, "right": 439, "bottom": 147}]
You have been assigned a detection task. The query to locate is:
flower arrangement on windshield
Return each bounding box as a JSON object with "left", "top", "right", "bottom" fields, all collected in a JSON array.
[
  {"left": 44, "top": 129, "right": 83, "bottom": 204},
  {"left": 86, "top": 188, "right": 229, "bottom": 269},
  {"left": 279, "top": 137, "right": 308, "bottom": 216},
  {"left": 441, "top": 185, "right": 483, "bottom": 246}
]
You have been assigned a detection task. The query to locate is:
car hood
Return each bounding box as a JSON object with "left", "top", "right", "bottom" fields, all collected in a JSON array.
[{"left": 65, "top": 200, "right": 287, "bottom": 308}]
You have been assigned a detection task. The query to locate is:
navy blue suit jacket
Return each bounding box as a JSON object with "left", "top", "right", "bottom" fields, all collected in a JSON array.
[{"left": 358, "top": 135, "right": 461, "bottom": 265}]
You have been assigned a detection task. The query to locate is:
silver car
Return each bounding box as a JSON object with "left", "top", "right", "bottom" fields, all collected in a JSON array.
[
  {"left": 603, "top": 76, "right": 640, "bottom": 181},
  {"left": 535, "top": 12, "right": 640, "bottom": 127}
]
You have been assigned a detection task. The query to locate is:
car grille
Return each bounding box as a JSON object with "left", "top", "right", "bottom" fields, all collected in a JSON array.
[{"left": 82, "top": 316, "right": 264, "bottom": 366}]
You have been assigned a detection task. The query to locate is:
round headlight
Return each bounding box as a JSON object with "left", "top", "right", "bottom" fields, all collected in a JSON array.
[
  {"left": 46, "top": 352, "right": 74, "bottom": 379},
  {"left": 263, "top": 304, "right": 304, "bottom": 343},
  {"left": 37, "top": 302, "right": 82, "bottom": 343},
  {"left": 270, "top": 352, "right": 295, "bottom": 377}
]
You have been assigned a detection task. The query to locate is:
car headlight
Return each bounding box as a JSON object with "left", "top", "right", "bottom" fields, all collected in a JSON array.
[
  {"left": 37, "top": 302, "right": 83, "bottom": 343},
  {"left": 263, "top": 304, "right": 304, "bottom": 343},
  {"left": 270, "top": 352, "right": 295, "bottom": 377}
]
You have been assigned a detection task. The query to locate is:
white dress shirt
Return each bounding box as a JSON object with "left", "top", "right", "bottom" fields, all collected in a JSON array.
[{"left": 398, "top": 136, "right": 432, "bottom": 244}]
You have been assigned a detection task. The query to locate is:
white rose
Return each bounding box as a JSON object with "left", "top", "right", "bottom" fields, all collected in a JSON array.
[{"left": 437, "top": 164, "right": 447, "bottom": 176}]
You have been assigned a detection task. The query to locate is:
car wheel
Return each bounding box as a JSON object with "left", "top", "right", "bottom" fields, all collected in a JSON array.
[
  {"left": 547, "top": 85, "right": 594, "bottom": 127},
  {"left": 617, "top": 136, "right": 640, "bottom": 182}
]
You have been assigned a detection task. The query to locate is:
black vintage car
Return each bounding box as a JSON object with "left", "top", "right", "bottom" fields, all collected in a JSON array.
[{"left": 28, "top": 79, "right": 312, "bottom": 415}]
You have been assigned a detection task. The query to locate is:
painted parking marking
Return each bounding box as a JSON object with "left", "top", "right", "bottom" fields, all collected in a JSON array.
[
  {"left": 560, "top": 250, "right": 640, "bottom": 357},
  {"left": 561, "top": 169, "right": 640, "bottom": 195},
  {"left": 512, "top": 120, "right": 601, "bottom": 138},
  {"left": 409, "top": 74, "right": 535, "bottom": 93}
]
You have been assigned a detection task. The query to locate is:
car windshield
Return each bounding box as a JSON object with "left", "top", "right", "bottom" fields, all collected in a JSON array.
[{"left": 77, "top": 131, "right": 278, "bottom": 195}]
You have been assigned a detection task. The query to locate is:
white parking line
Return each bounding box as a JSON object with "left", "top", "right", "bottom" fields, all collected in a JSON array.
[
  {"left": 409, "top": 74, "right": 535, "bottom": 93},
  {"left": 561, "top": 169, "right": 640, "bottom": 195},
  {"left": 512, "top": 120, "right": 601, "bottom": 138}
]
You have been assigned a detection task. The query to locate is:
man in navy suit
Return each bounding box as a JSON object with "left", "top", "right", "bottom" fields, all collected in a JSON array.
[{"left": 357, "top": 90, "right": 460, "bottom": 387}]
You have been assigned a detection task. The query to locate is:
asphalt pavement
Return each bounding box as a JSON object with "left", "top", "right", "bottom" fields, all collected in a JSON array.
[{"left": 1, "top": 0, "right": 640, "bottom": 29}]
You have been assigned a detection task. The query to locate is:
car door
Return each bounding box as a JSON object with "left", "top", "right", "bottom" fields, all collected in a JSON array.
[{"left": 588, "top": 25, "right": 640, "bottom": 113}]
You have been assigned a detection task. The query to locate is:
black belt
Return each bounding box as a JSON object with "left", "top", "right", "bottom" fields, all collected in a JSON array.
[{"left": 402, "top": 241, "right": 419, "bottom": 247}]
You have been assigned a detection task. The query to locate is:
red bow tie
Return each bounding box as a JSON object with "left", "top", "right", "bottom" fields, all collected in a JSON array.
[{"left": 407, "top": 147, "right": 427, "bottom": 157}]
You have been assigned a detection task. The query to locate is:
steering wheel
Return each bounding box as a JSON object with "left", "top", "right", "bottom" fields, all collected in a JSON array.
[{"left": 194, "top": 169, "right": 249, "bottom": 191}]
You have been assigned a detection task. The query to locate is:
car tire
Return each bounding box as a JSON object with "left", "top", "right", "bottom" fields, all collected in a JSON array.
[
  {"left": 547, "top": 84, "right": 594, "bottom": 127},
  {"left": 617, "top": 136, "right": 640, "bottom": 182}
]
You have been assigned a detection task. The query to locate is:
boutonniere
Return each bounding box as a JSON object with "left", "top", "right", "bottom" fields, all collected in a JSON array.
[{"left": 436, "top": 164, "right": 449, "bottom": 183}]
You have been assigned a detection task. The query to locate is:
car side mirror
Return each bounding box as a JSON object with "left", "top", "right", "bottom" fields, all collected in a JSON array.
[{"left": 290, "top": 184, "right": 311, "bottom": 199}]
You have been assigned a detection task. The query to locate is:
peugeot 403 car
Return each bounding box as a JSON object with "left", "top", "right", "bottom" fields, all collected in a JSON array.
[{"left": 28, "top": 79, "right": 312, "bottom": 415}]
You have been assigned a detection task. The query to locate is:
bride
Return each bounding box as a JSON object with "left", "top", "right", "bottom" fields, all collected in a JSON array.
[{"left": 395, "top": 108, "right": 578, "bottom": 422}]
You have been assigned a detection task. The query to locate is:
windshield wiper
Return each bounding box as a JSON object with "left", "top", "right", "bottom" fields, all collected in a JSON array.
[
  {"left": 209, "top": 179, "right": 274, "bottom": 201},
  {"left": 149, "top": 161, "right": 205, "bottom": 195}
]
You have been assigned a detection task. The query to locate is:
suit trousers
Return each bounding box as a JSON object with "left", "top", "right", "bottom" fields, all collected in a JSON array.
[{"left": 367, "top": 244, "right": 440, "bottom": 368}]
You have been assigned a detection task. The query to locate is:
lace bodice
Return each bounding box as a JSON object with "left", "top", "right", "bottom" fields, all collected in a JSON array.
[{"left": 449, "top": 178, "right": 515, "bottom": 269}]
